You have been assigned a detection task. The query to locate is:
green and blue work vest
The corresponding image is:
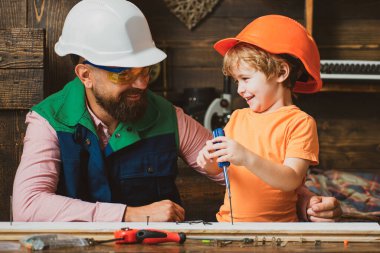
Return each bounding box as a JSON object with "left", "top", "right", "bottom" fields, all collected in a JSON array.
[{"left": 32, "top": 78, "right": 181, "bottom": 206}]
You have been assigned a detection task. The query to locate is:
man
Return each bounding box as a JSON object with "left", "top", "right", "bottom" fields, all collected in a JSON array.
[{"left": 12, "top": 0, "right": 341, "bottom": 222}]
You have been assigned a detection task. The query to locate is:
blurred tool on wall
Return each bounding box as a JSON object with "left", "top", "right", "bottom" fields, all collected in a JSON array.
[
  {"left": 148, "top": 51, "right": 184, "bottom": 107},
  {"left": 182, "top": 87, "right": 218, "bottom": 124},
  {"left": 204, "top": 76, "right": 232, "bottom": 131}
]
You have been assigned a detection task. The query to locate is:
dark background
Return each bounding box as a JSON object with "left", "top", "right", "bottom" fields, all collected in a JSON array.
[{"left": 1, "top": 0, "right": 380, "bottom": 221}]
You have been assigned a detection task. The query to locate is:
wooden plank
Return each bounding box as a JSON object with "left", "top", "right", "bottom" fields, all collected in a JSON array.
[
  {"left": 321, "top": 83, "right": 380, "bottom": 93},
  {"left": 314, "top": 20, "right": 380, "bottom": 46},
  {"left": 0, "top": 110, "right": 28, "bottom": 221},
  {"left": 0, "top": 28, "right": 45, "bottom": 104},
  {"left": 0, "top": 26, "right": 44, "bottom": 220},
  {"left": 27, "top": 0, "right": 79, "bottom": 95},
  {"left": 210, "top": 0, "right": 305, "bottom": 19},
  {"left": 168, "top": 47, "right": 223, "bottom": 67},
  {"left": 0, "top": 69, "right": 44, "bottom": 109},
  {"left": 320, "top": 47, "right": 380, "bottom": 61},
  {"left": 170, "top": 67, "right": 224, "bottom": 93},
  {"left": 1, "top": 222, "right": 380, "bottom": 242},
  {"left": 158, "top": 39, "right": 224, "bottom": 49},
  {"left": 0, "top": 28, "right": 45, "bottom": 69},
  {"left": 314, "top": 0, "right": 380, "bottom": 19},
  {"left": 296, "top": 93, "right": 380, "bottom": 119},
  {"left": 0, "top": 0, "right": 27, "bottom": 28},
  {"left": 317, "top": 119, "right": 380, "bottom": 171},
  {"left": 134, "top": 0, "right": 305, "bottom": 19},
  {"left": 151, "top": 17, "right": 306, "bottom": 42},
  {"left": 294, "top": 93, "right": 380, "bottom": 171}
]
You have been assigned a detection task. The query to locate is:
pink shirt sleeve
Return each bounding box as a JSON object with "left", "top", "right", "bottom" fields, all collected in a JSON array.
[
  {"left": 175, "top": 107, "right": 224, "bottom": 183},
  {"left": 12, "top": 111, "right": 126, "bottom": 221}
]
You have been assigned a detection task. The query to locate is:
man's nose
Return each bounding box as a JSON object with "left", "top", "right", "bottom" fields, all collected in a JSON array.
[{"left": 131, "top": 75, "right": 149, "bottom": 90}]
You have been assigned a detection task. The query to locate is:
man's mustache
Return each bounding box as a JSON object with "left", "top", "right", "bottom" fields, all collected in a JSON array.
[{"left": 121, "top": 88, "right": 145, "bottom": 97}]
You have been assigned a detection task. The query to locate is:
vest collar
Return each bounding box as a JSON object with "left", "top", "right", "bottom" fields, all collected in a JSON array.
[
  {"left": 56, "top": 78, "right": 159, "bottom": 133},
  {"left": 55, "top": 78, "right": 95, "bottom": 132}
]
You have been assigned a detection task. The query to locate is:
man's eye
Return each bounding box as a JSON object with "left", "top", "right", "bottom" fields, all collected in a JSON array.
[{"left": 118, "top": 72, "right": 128, "bottom": 78}]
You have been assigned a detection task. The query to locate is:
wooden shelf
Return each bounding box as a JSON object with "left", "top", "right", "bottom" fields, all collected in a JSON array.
[{"left": 321, "top": 82, "right": 380, "bottom": 93}]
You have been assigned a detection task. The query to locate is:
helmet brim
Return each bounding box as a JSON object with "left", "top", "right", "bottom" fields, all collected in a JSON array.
[{"left": 55, "top": 40, "right": 167, "bottom": 68}]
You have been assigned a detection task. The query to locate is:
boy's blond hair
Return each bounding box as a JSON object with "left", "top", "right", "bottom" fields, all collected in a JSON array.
[{"left": 222, "top": 42, "right": 303, "bottom": 90}]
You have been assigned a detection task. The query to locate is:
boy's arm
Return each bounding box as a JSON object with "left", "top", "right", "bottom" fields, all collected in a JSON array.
[
  {"left": 210, "top": 136, "right": 309, "bottom": 191},
  {"left": 245, "top": 155, "right": 309, "bottom": 191}
]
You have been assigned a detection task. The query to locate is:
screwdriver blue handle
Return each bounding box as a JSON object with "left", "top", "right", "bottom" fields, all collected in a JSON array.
[{"left": 212, "top": 128, "right": 230, "bottom": 168}]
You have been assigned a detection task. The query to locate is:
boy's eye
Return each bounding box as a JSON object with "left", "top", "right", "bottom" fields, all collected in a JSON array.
[{"left": 241, "top": 77, "right": 250, "bottom": 82}]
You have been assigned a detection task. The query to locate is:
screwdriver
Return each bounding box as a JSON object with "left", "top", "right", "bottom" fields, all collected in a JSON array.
[{"left": 212, "top": 128, "right": 234, "bottom": 225}]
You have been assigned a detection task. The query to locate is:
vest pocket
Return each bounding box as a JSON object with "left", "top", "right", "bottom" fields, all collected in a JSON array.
[
  {"left": 119, "top": 149, "right": 177, "bottom": 178},
  {"left": 111, "top": 149, "right": 180, "bottom": 206}
]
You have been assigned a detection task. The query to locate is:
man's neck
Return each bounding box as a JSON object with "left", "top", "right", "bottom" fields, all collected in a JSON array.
[{"left": 85, "top": 90, "right": 118, "bottom": 135}]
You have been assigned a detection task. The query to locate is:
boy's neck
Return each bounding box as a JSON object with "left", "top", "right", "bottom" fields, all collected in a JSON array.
[{"left": 262, "top": 88, "right": 293, "bottom": 114}]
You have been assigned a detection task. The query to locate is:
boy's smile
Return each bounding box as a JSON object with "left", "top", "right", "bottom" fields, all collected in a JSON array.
[{"left": 232, "top": 61, "right": 291, "bottom": 114}]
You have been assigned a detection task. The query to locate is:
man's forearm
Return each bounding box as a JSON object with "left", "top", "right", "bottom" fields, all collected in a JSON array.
[{"left": 296, "top": 185, "right": 314, "bottom": 221}]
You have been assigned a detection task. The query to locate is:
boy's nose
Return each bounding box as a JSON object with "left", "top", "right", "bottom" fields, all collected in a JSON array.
[{"left": 237, "top": 82, "right": 246, "bottom": 93}]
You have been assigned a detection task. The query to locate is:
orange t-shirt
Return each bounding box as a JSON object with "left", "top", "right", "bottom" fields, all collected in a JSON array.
[{"left": 216, "top": 105, "right": 319, "bottom": 222}]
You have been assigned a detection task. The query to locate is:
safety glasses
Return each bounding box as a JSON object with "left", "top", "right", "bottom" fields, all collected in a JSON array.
[{"left": 83, "top": 60, "right": 151, "bottom": 85}]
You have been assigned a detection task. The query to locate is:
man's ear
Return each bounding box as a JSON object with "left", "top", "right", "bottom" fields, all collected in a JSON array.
[
  {"left": 75, "top": 64, "right": 93, "bottom": 88},
  {"left": 277, "top": 62, "right": 290, "bottom": 83}
]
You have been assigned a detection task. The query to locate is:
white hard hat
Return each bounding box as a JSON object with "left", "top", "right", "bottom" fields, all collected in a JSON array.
[{"left": 54, "top": 0, "right": 166, "bottom": 67}]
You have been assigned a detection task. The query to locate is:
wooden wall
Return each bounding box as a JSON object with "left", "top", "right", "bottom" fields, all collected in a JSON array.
[
  {"left": 0, "top": 0, "right": 379, "bottom": 221},
  {"left": 0, "top": 0, "right": 46, "bottom": 222}
]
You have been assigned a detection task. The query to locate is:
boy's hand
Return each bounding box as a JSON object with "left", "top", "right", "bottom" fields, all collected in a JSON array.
[
  {"left": 210, "top": 136, "right": 251, "bottom": 167},
  {"left": 196, "top": 140, "right": 218, "bottom": 172}
]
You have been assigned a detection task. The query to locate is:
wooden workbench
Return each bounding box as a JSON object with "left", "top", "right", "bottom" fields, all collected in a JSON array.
[{"left": 1, "top": 222, "right": 380, "bottom": 252}]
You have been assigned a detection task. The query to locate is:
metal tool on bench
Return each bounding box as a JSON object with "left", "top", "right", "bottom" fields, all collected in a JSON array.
[
  {"left": 20, "top": 228, "right": 186, "bottom": 250},
  {"left": 212, "top": 128, "right": 233, "bottom": 225}
]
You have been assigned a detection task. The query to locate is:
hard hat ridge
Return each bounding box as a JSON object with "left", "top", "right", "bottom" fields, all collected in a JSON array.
[{"left": 55, "top": 0, "right": 166, "bottom": 68}]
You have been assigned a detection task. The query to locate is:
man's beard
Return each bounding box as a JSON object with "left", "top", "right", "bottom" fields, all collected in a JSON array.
[{"left": 94, "top": 87, "right": 148, "bottom": 123}]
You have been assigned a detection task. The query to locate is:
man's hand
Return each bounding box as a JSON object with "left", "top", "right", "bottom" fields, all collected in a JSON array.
[
  {"left": 307, "top": 196, "right": 342, "bottom": 222},
  {"left": 123, "top": 200, "right": 185, "bottom": 222}
]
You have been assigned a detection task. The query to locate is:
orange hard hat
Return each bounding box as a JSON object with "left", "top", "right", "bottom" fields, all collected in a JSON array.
[{"left": 214, "top": 15, "right": 322, "bottom": 93}]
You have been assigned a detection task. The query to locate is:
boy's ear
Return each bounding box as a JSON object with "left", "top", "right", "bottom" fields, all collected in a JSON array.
[
  {"left": 277, "top": 62, "right": 290, "bottom": 83},
  {"left": 75, "top": 64, "right": 93, "bottom": 88}
]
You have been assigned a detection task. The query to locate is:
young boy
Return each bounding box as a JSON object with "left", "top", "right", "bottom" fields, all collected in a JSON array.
[{"left": 197, "top": 15, "right": 322, "bottom": 222}]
